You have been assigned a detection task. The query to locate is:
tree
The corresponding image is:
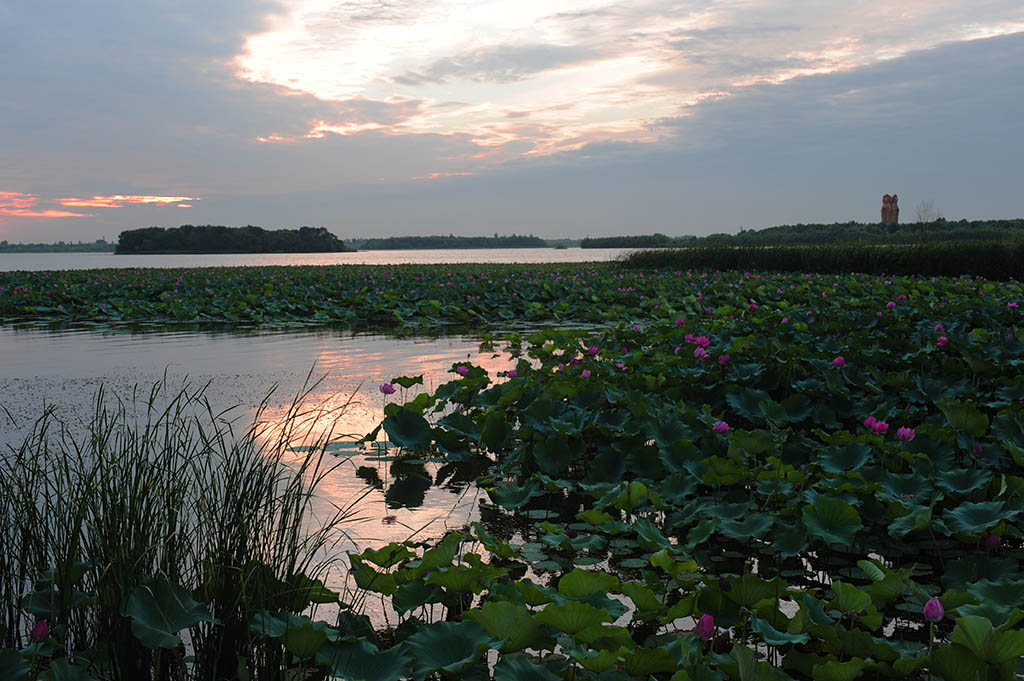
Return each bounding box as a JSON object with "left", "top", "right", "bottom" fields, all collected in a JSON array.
[{"left": 915, "top": 200, "right": 942, "bottom": 223}]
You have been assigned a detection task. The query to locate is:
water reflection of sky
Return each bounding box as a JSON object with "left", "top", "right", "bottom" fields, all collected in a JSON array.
[{"left": 0, "top": 324, "right": 516, "bottom": 551}]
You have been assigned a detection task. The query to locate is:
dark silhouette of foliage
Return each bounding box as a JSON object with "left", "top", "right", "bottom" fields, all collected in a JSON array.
[
  {"left": 696, "top": 219, "right": 1024, "bottom": 246},
  {"left": 358, "top": 234, "right": 546, "bottom": 249},
  {"left": 114, "top": 225, "right": 351, "bottom": 254},
  {"left": 0, "top": 239, "right": 114, "bottom": 253},
  {"left": 580, "top": 234, "right": 674, "bottom": 248},
  {"left": 622, "top": 240, "right": 1024, "bottom": 279}
]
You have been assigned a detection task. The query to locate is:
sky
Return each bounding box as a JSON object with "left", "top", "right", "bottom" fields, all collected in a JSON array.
[{"left": 2, "top": 1, "right": 1022, "bottom": 242}]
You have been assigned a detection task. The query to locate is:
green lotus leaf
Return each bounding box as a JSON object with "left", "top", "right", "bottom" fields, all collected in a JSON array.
[
  {"left": 493, "top": 652, "right": 564, "bottom": 681},
  {"left": 318, "top": 640, "right": 410, "bottom": 681},
  {"left": 558, "top": 568, "right": 620, "bottom": 598},
  {"left": 935, "top": 467, "right": 992, "bottom": 495},
  {"left": 361, "top": 542, "right": 416, "bottom": 569},
  {"left": 830, "top": 582, "right": 872, "bottom": 615},
  {"left": 725, "top": 574, "right": 786, "bottom": 608},
  {"left": 621, "top": 582, "right": 665, "bottom": 613},
  {"left": 802, "top": 498, "right": 862, "bottom": 547},
  {"left": 406, "top": 620, "right": 496, "bottom": 681},
  {"left": 810, "top": 657, "right": 866, "bottom": 681},
  {"left": 929, "top": 643, "right": 984, "bottom": 681},
  {"left": 465, "top": 601, "right": 546, "bottom": 652},
  {"left": 944, "top": 557, "right": 1023, "bottom": 593},
  {"left": 487, "top": 479, "right": 541, "bottom": 509},
  {"left": 382, "top": 408, "right": 433, "bottom": 450},
  {"left": 719, "top": 513, "right": 774, "bottom": 541},
  {"left": 393, "top": 580, "right": 441, "bottom": 615},
  {"left": 0, "top": 650, "right": 29, "bottom": 681},
  {"left": 818, "top": 444, "right": 872, "bottom": 474},
  {"left": 38, "top": 659, "right": 97, "bottom": 681},
  {"left": 123, "top": 579, "right": 217, "bottom": 650},
  {"left": 624, "top": 647, "right": 680, "bottom": 676},
  {"left": 943, "top": 500, "right": 1017, "bottom": 535},
  {"left": 953, "top": 615, "right": 1024, "bottom": 664},
  {"left": 750, "top": 614, "right": 809, "bottom": 646},
  {"left": 936, "top": 398, "right": 989, "bottom": 436},
  {"left": 283, "top": 619, "right": 328, "bottom": 660},
  {"left": 535, "top": 601, "right": 611, "bottom": 636}
]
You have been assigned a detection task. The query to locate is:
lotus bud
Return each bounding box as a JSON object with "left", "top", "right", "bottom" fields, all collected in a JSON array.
[
  {"left": 30, "top": 619, "right": 48, "bottom": 642},
  {"left": 923, "top": 598, "right": 944, "bottom": 623},
  {"left": 694, "top": 613, "right": 715, "bottom": 641}
]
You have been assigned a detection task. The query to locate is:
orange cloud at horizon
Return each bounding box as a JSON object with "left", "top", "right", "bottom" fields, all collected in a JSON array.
[
  {"left": 58, "top": 194, "right": 201, "bottom": 208},
  {"left": 0, "top": 208, "right": 95, "bottom": 218}
]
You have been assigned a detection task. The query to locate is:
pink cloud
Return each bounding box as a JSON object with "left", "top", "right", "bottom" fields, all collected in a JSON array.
[{"left": 58, "top": 194, "right": 201, "bottom": 208}]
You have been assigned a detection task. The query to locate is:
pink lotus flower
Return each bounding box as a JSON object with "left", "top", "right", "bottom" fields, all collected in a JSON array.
[
  {"left": 694, "top": 347, "right": 709, "bottom": 359},
  {"left": 937, "top": 336, "right": 948, "bottom": 347},
  {"left": 873, "top": 420, "right": 889, "bottom": 434},
  {"left": 923, "top": 598, "right": 944, "bottom": 623},
  {"left": 581, "top": 369, "right": 591, "bottom": 378},
  {"left": 694, "top": 613, "right": 715, "bottom": 640},
  {"left": 587, "top": 345, "right": 599, "bottom": 356},
  {"left": 748, "top": 303, "right": 758, "bottom": 310},
  {"left": 896, "top": 426, "right": 915, "bottom": 442},
  {"left": 456, "top": 365, "right": 469, "bottom": 376},
  {"left": 717, "top": 353, "right": 730, "bottom": 366},
  {"left": 934, "top": 323, "right": 944, "bottom": 331},
  {"left": 832, "top": 356, "right": 845, "bottom": 367},
  {"left": 675, "top": 318, "right": 686, "bottom": 325},
  {"left": 694, "top": 335, "right": 710, "bottom": 347},
  {"left": 379, "top": 383, "right": 396, "bottom": 395},
  {"left": 781, "top": 317, "right": 789, "bottom": 324},
  {"left": 30, "top": 619, "right": 48, "bottom": 642},
  {"left": 982, "top": 533, "right": 1001, "bottom": 550},
  {"left": 973, "top": 443, "right": 983, "bottom": 456},
  {"left": 507, "top": 370, "right": 518, "bottom": 378},
  {"left": 712, "top": 420, "right": 730, "bottom": 434}
]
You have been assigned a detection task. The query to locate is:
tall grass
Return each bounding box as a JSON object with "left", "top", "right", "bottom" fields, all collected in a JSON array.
[
  {"left": 0, "top": 377, "right": 365, "bottom": 680},
  {"left": 620, "top": 240, "right": 1024, "bottom": 279}
]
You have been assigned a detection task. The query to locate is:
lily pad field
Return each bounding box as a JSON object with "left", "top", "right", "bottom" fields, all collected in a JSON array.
[{"left": 2, "top": 260, "right": 1024, "bottom": 680}]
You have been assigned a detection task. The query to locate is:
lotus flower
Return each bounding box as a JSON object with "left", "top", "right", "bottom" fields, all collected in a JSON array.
[
  {"left": 896, "top": 426, "right": 915, "bottom": 442},
  {"left": 30, "top": 619, "right": 48, "bottom": 642},
  {"left": 507, "top": 369, "right": 518, "bottom": 378},
  {"left": 694, "top": 347, "right": 709, "bottom": 359},
  {"left": 587, "top": 345, "right": 599, "bottom": 356},
  {"left": 982, "top": 533, "right": 1001, "bottom": 550},
  {"left": 923, "top": 598, "right": 944, "bottom": 623},
  {"left": 718, "top": 353, "right": 730, "bottom": 366},
  {"left": 712, "top": 420, "right": 730, "bottom": 434},
  {"left": 581, "top": 369, "right": 591, "bottom": 378},
  {"left": 832, "top": 356, "right": 845, "bottom": 367},
  {"left": 937, "top": 336, "right": 949, "bottom": 347},
  {"left": 694, "top": 613, "right": 715, "bottom": 640},
  {"left": 934, "top": 323, "right": 945, "bottom": 331},
  {"left": 379, "top": 383, "right": 396, "bottom": 395},
  {"left": 456, "top": 365, "right": 469, "bottom": 376}
]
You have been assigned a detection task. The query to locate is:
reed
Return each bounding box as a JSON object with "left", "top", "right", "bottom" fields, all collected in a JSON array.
[{"left": 0, "top": 376, "right": 364, "bottom": 680}]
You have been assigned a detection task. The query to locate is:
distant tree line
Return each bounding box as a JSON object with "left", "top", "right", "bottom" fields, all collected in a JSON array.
[
  {"left": 115, "top": 225, "right": 351, "bottom": 254},
  {"left": 697, "top": 219, "right": 1024, "bottom": 246},
  {"left": 358, "top": 234, "right": 547, "bottom": 250},
  {"left": 580, "top": 234, "right": 678, "bottom": 248},
  {"left": 0, "top": 239, "right": 115, "bottom": 253}
]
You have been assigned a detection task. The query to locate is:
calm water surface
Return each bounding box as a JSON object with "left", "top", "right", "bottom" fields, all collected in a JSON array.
[
  {"left": 0, "top": 325, "right": 517, "bottom": 556},
  {"left": 0, "top": 247, "right": 631, "bottom": 271}
]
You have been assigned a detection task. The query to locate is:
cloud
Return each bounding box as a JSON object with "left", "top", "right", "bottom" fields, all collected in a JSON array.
[
  {"left": 57, "top": 195, "right": 202, "bottom": 208},
  {"left": 396, "top": 44, "right": 601, "bottom": 85}
]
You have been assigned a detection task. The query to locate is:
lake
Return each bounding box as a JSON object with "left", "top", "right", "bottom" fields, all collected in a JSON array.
[
  {"left": 0, "top": 247, "right": 631, "bottom": 271},
  {"left": 0, "top": 324, "right": 519, "bottom": 559}
]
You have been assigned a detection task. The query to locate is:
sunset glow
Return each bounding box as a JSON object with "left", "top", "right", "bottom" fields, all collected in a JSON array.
[
  {"left": 58, "top": 195, "right": 201, "bottom": 208},
  {"left": 234, "top": 1, "right": 1024, "bottom": 156}
]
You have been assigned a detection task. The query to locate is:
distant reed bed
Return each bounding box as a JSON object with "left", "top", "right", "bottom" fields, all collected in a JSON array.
[{"left": 620, "top": 240, "right": 1024, "bottom": 279}]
